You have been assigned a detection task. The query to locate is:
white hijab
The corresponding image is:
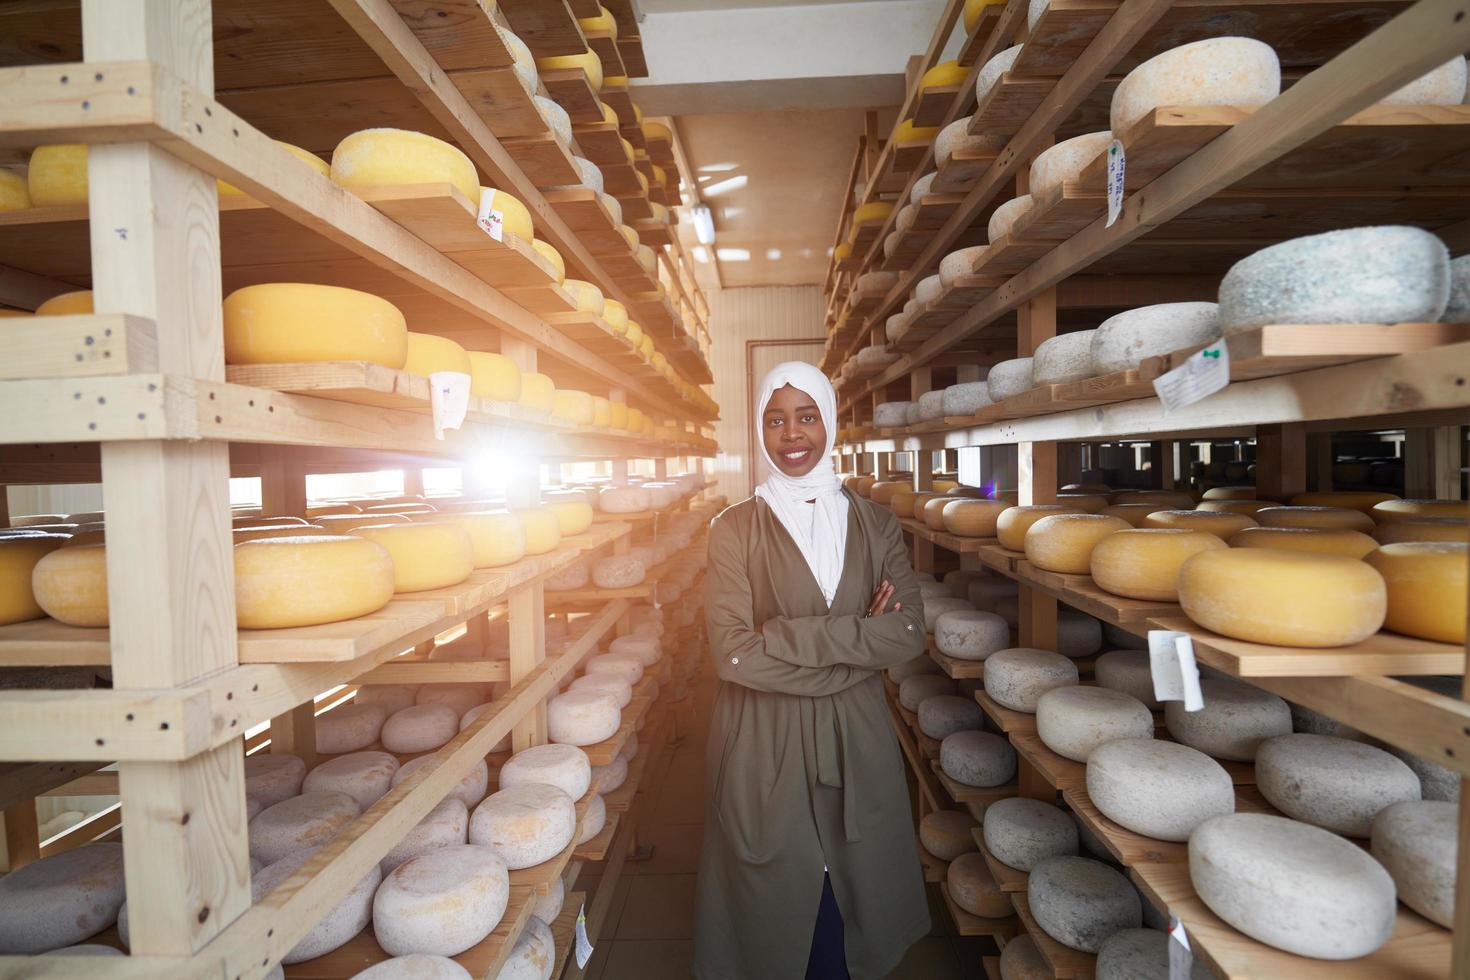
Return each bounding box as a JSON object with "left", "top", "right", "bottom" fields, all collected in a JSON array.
[{"left": 753, "top": 361, "right": 849, "bottom": 608}]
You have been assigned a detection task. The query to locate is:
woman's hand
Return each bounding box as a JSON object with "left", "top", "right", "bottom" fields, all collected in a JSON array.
[{"left": 866, "top": 579, "right": 902, "bottom": 618}]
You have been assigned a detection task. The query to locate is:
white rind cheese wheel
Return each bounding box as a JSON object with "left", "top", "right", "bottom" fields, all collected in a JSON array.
[
  {"left": 1366, "top": 541, "right": 1467, "bottom": 644},
  {"left": 599, "top": 485, "right": 652, "bottom": 513},
  {"left": 1165, "top": 678, "right": 1290, "bottom": 761},
  {"left": 235, "top": 535, "right": 396, "bottom": 628},
  {"left": 223, "top": 283, "right": 408, "bottom": 369},
  {"left": 584, "top": 653, "right": 643, "bottom": 685},
  {"left": 356, "top": 685, "right": 418, "bottom": 716},
  {"left": 1177, "top": 548, "right": 1386, "bottom": 647},
  {"left": 499, "top": 744, "right": 592, "bottom": 801},
  {"left": 304, "top": 751, "right": 400, "bottom": 811},
  {"left": 548, "top": 690, "right": 621, "bottom": 746},
  {"left": 578, "top": 794, "right": 608, "bottom": 845},
  {"left": 469, "top": 783, "right": 577, "bottom": 869},
  {"left": 934, "top": 609, "right": 1009, "bottom": 661},
  {"left": 1024, "top": 513, "right": 1129, "bottom": 573},
  {"left": 918, "top": 390, "right": 947, "bottom": 421},
  {"left": 1189, "top": 813, "right": 1396, "bottom": 959},
  {"left": 609, "top": 634, "right": 660, "bottom": 666},
  {"left": 942, "top": 381, "right": 991, "bottom": 417},
  {"left": 1032, "top": 329, "right": 1098, "bottom": 386},
  {"left": 1087, "top": 738, "right": 1234, "bottom": 842},
  {"left": 1090, "top": 527, "right": 1226, "bottom": 601},
  {"left": 315, "top": 703, "right": 387, "bottom": 755},
  {"left": 1029, "top": 131, "right": 1112, "bottom": 200},
  {"left": 922, "top": 596, "right": 972, "bottom": 632},
  {"left": 545, "top": 560, "right": 590, "bottom": 592},
  {"left": 382, "top": 704, "right": 461, "bottom": 754},
  {"left": 534, "top": 95, "right": 572, "bottom": 144},
  {"left": 591, "top": 755, "right": 629, "bottom": 793},
  {"left": 920, "top": 809, "right": 980, "bottom": 861},
  {"left": 0, "top": 844, "right": 125, "bottom": 954},
  {"left": 918, "top": 694, "right": 983, "bottom": 739},
  {"left": 1027, "top": 856, "right": 1142, "bottom": 953},
  {"left": 1036, "top": 686, "right": 1153, "bottom": 762},
  {"left": 1092, "top": 650, "right": 1160, "bottom": 709},
  {"left": 331, "top": 128, "right": 480, "bottom": 203},
  {"left": 915, "top": 274, "right": 944, "bottom": 306},
  {"left": 30, "top": 544, "right": 109, "bottom": 626},
  {"left": 256, "top": 846, "right": 380, "bottom": 963},
  {"left": 533, "top": 878, "right": 567, "bottom": 925},
  {"left": 374, "top": 844, "right": 511, "bottom": 957},
  {"left": 873, "top": 401, "right": 913, "bottom": 427},
  {"left": 983, "top": 647, "right": 1079, "bottom": 712},
  {"left": 352, "top": 955, "right": 473, "bottom": 979},
  {"left": 983, "top": 797, "right": 1078, "bottom": 871},
  {"left": 1371, "top": 800, "right": 1457, "bottom": 928},
  {"left": 976, "top": 45, "right": 1023, "bottom": 103},
  {"left": 592, "top": 555, "right": 646, "bottom": 588},
  {"left": 1255, "top": 734, "right": 1420, "bottom": 837},
  {"left": 909, "top": 172, "right": 937, "bottom": 204},
  {"left": 1111, "top": 38, "right": 1281, "bottom": 135},
  {"left": 939, "top": 246, "right": 988, "bottom": 286},
  {"left": 392, "top": 756, "right": 489, "bottom": 810},
  {"left": 246, "top": 752, "right": 308, "bottom": 808},
  {"left": 940, "top": 729, "right": 1017, "bottom": 787},
  {"left": 1219, "top": 226, "right": 1450, "bottom": 333},
  {"left": 499, "top": 915, "right": 556, "bottom": 980},
  {"left": 1090, "top": 302, "right": 1221, "bottom": 374},
  {"left": 987, "top": 195, "right": 1033, "bottom": 242},
  {"left": 250, "top": 791, "right": 360, "bottom": 865},
  {"left": 570, "top": 673, "right": 633, "bottom": 708},
  {"left": 1380, "top": 56, "right": 1468, "bottom": 105},
  {"left": 986, "top": 357, "right": 1035, "bottom": 400}
]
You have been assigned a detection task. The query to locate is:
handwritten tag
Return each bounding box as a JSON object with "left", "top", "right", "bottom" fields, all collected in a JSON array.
[
  {"left": 477, "top": 189, "right": 505, "bottom": 242},
  {"left": 1168, "top": 915, "right": 1195, "bottom": 980},
  {"left": 1105, "top": 139, "right": 1126, "bottom": 227},
  {"left": 575, "top": 903, "right": 594, "bottom": 968},
  {"left": 1149, "top": 630, "right": 1204, "bottom": 712},
  {"left": 429, "top": 371, "right": 471, "bottom": 440},
  {"left": 1152, "top": 340, "right": 1229, "bottom": 413}
]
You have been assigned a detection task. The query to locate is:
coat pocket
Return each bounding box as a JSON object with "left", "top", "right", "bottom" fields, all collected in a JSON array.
[{"left": 711, "top": 727, "right": 737, "bottom": 810}]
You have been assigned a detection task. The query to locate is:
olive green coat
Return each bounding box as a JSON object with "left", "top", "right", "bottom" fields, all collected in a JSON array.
[{"left": 693, "top": 490, "right": 930, "bottom": 979}]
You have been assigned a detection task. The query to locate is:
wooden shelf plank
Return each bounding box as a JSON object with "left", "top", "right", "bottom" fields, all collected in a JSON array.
[
  {"left": 1010, "top": 732, "right": 1085, "bottom": 791},
  {"left": 574, "top": 810, "right": 620, "bottom": 860},
  {"left": 941, "top": 881, "right": 1022, "bottom": 940},
  {"left": 957, "top": 1, "right": 1009, "bottom": 65},
  {"left": 1148, "top": 616, "right": 1466, "bottom": 678},
  {"left": 1010, "top": 888, "right": 1097, "bottom": 979},
  {"left": 541, "top": 67, "right": 604, "bottom": 124},
  {"left": 975, "top": 831, "right": 1030, "bottom": 895},
  {"left": 975, "top": 689, "right": 1039, "bottom": 735},
  {"left": 930, "top": 759, "right": 1018, "bottom": 811},
  {"left": 498, "top": 0, "right": 588, "bottom": 58}
]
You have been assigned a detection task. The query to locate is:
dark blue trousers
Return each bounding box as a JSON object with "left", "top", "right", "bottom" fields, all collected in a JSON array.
[{"left": 804, "top": 873, "right": 850, "bottom": 980}]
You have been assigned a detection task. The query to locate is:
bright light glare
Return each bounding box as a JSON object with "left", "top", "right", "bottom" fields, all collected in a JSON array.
[
  {"left": 721, "top": 207, "right": 743, "bottom": 220},
  {"left": 697, "top": 162, "right": 738, "bottom": 173},
  {"left": 765, "top": 248, "right": 782, "bottom": 260},
  {"left": 716, "top": 247, "right": 751, "bottom": 262},
  {"left": 702, "top": 175, "right": 747, "bottom": 198},
  {"left": 692, "top": 246, "right": 709, "bottom": 263}
]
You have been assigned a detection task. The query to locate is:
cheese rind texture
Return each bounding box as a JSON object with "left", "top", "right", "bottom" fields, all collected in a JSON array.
[
  {"left": 348, "top": 523, "right": 473, "bottom": 593},
  {"left": 224, "top": 283, "right": 409, "bottom": 368},
  {"left": 468, "top": 783, "right": 577, "bottom": 869},
  {"left": 1110, "top": 38, "right": 1281, "bottom": 134},
  {"left": 0, "top": 844, "right": 125, "bottom": 953},
  {"left": 1029, "top": 131, "right": 1112, "bottom": 201},
  {"left": 331, "top": 128, "right": 480, "bottom": 203},
  {"left": 373, "top": 844, "right": 510, "bottom": 956},
  {"left": 1255, "top": 733, "right": 1420, "bottom": 836},
  {"left": 1090, "top": 302, "right": 1220, "bottom": 374},
  {"left": 1027, "top": 856, "right": 1142, "bottom": 953},
  {"left": 1087, "top": 738, "right": 1233, "bottom": 841},
  {"left": 1365, "top": 541, "right": 1467, "bottom": 643},
  {"left": 1090, "top": 527, "right": 1226, "bottom": 601},
  {"left": 1031, "top": 329, "right": 1098, "bottom": 386},
  {"left": 1371, "top": 800, "right": 1457, "bottom": 928}
]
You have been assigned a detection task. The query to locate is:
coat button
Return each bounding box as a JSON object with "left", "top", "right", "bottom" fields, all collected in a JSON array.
[{"left": 730, "top": 656, "right": 740, "bottom": 665}]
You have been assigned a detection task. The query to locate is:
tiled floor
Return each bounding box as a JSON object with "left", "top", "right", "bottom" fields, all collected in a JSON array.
[{"left": 577, "top": 667, "right": 996, "bottom": 979}]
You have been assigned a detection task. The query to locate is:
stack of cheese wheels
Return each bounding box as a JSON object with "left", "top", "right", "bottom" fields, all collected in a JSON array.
[
  {"left": 347, "top": 522, "right": 473, "bottom": 593},
  {"left": 1090, "top": 528, "right": 1226, "bottom": 601},
  {"left": 330, "top": 128, "right": 480, "bottom": 203},
  {"left": 0, "top": 844, "right": 126, "bottom": 953},
  {"left": 941, "top": 498, "right": 1008, "bottom": 537},
  {"left": 995, "top": 503, "right": 1083, "bottom": 551},
  {"left": 373, "top": 845, "right": 511, "bottom": 956},
  {"left": 469, "top": 783, "right": 577, "bottom": 869},
  {"left": 446, "top": 510, "right": 527, "bottom": 567},
  {"left": 223, "top": 284, "right": 409, "bottom": 368},
  {"left": 1366, "top": 542, "right": 1467, "bottom": 643},
  {"left": 0, "top": 533, "right": 67, "bottom": 625},
  {"left": 1178, "top": 548, "right": 1386, "bottom": 646},
  {"left": 1024, "top": 513, "right": 1130, "bottom": 573}
]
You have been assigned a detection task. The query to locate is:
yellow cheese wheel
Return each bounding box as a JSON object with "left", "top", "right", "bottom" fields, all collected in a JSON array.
[
  {"left": 921, "top": 496, "right": 951, "bottom": 530},
  {"left": 602, "top": 299, "right": 629, "bottom": 333},
  {"left": 598, "top": 101, "right": 619, "bottom": 127},
  {"left": 444, "top": 511, "right": 527, "bottom": 568},
  {"left": 1195, "top": 499, "right": 1275, "bottom": 516},
  {"left": 1091, "top": 528, "right": 1227, "bottom": 601},
  {"left": 869, "top": 481, "right": 909, "bottom": 506},
  {"left": 941, "top": 499, "right": 1009, "bottom": 538},
  {"left": 1178, "top": 549, "right": 1386, "bottom": 647},
  {"left": 1228, "top": 526, "right": 1378, "bottom": 559},
  {"left": 1142, "top": 509, "right": 1258, "bottom": 540},
  {"left": 1062, "top": 483, "right": 1112, "bottom": 493},
  {"left": 932, "top": 479, "right": 961, "bottom": 493},
  {"left": 578, "top": 5, "right": 618, "bottom": 37},
  {"left": 530, "top": 239, "right": 565, "bottom": 283},
  {"left": 1374, "top": 518, "right": 1468, "bottom": 545},
  {"left": 232, "top": 516, "right": 308, "bottom": 528},
  {"left": 1099, "top": 503, "right": 1168, "bottom": 527},
  {"left": 891, "top": 489, "right": 922, "bottom": 518},
  {"left": 36, "top": 290, "right": 94, "bottom": 316},
  {"left": 852, "top": 202, "right": 893, "bottom": 226},
  {"left": 1372, "top": 499, "right": 1468, "bottom": 524},
  {"left": 515, "top": 508, "right": 562, "bottom": 555},
  {"left": 996, "top": 504, "right": 1084, "bottom": 552},
  {"left": 220, "top": 142, "right": 328, "bottom": 195},
  {"left": 641, "top": 120, "right": 672, "bottom": 142},
  {"left": 1055, "top": 493, "right": 1109, "bottom": 513},
  {"left": 609, "top": 400, "right": 629, "bottom": 429},
  {"left": 233, "top": 525, "right": 333, "bottom": 542},
  {"left": 638, "top": 335, "right": 654, "bottom": 359},
  {"left": 624, "top": 321, "right": 643, "bottom": 348},
  {"left": 307, "top": 503, "right": 362, "bottom": 517},
  {"left": 1202, "top": 486, "right": 1256, "bottom": 500},
  {"left": 919, "top": 60, "right": 967, "bottom": 91},
  {"left": 592, "top": 397, "right": 612, "bottom": 427},
  {"left": 1255, "top": 506, "right": 1374, "bottom": 532},
  {"left": 348, "top": 522, "right": 473, "bottom": 592},
  {"left": 403, "top": 332, "right": 471, "bottom": 377},
  {"left": 0, "top": 168, "right": 31, "bottom": 211},
  {"left": 910, "top": 492, "right": 945, "bottom": 521},
  {"left": 537, "top": 51, "right": 604, "bottom": 91},
  {"left": 545, "top": 499, "right": 594, "bottom": 536},
  {"left": 964, "top": 0, "right": 1005, "bottom": 31},
  {"left": 480, "top": 187, "right": 534, "bottom": 242},
  {"left": 633, "top": 103, "right": 644, "bottom": 124},
  {"left": 28, "top": 144, "right": 88, "bottom": 206},
  {"left": 619, "top": 137, "right": 636, "bottom": 163},
  {"left": 467, "top": 351, "right": 522, "bottom": 402},
  {"left": 553, "top": 389, "right": 595, "bottom": 425},
  {"left": 627, "top": 407, "right": 645, "bottom": 432},
  {"left": 235, "top": 535, "right": 396, "bottom": 627},
  {"left": 520, "top": 372, "right": 555, "bottom": 414},
  {"left": 563, "top": 279, "right": 606, "bottom": 317},
  {"left": 314, "top": 512, "right": 412, "bottom": 532},
  {"left": 893, "top": 119, "right": 939, "bottom": 142},
  {"left": 223, "top": 284, "right": 408, "bottom": 368},
  {"left": 834, "top": 242, "right": 853, "bottom": 260},
  {"left": 1290, "top": 490, "right": 1400, "bottom": 514},
  {"left": 0, "top": 535, "right": 68, "bottom": 625},
  {"left": 1366, "top": 542, "right": 1467, "bottom": 644},
  {"left": 330, "top": 128, "right": 479, "bottom": 203},
  {"left": 619, "top": 224, "right": 639, "bottom": 249},
  {"left": 1110, "top": 490, "right": 1194, "bottom": 508},
  {"left": 1024, "top": 513, "right": 1131, "bottom": 574},
  {"left": 32, "top": 544, "right": 112, "bottom": 625}
]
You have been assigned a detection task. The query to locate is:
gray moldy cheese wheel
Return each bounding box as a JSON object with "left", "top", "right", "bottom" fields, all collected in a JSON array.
[
  {"left": 1086, "top": 738, "right": 1234, "bottom": 842},
  {"left": 888, "top": 653, "right": 941, "bottom": 684},
  {"left": 592, "top": 555, "right": 645, "bottom": 589},
  {"left": 1089, "top": 302, "right": 1221, "bottom": 375},
  {"left": 592, "top": 755, "right": 629, "bottom": 794},
  {"left": 1096, "top": 928, "right": 1215, "bottom": 980},
  {"left": 918, "top": 694, "right": 983, "bottom": 740},
  {"left": 315, "top": 702, "right": 386, "bottom": 755},
  {"left": 947, "top": 852, "right": 1012, "bottom": 918},
  {"left": 470, "top": 783, "right": 577, "bottom": 869},
  {"left": 374, "top": 844, "right": 511, "bottom": 957},
  {"left": 245, "top": 752, "right": 307, "bottom": 808},
  {"left": 1093, "top": 650, "right": 1161, "bottom": 709},
  {"left": 923, "top": 596, "right": 972, "bottom": 632},
  {"left": 986, "top": 358, "right": 1035, "bottom": 401},
  {"left": 1289, "top": 702, "right": 1369, "bottom": 741},
  {"left": 873, "top": 401, "right": 913, "bottom": 427},
  {"left": 380, "top": 797, "right": 470, "bottom": 875},
  {"left": 1037, "top": 686, "right": 1153, "bottom": 762},
  {"left": 1371, "top": 799, "right": 1457, "bottom": 928},
  {"left": 250, "top": 790, "right": 360, "bottom": 865},
  {"left": 899, "top": 673, "right": 958, "bottom": 712},
  {"left": 942, "top": 381, "right": 991, "bottom": 417},
  {"left": 1165, "top": 679, "right": 1291, "bottom": 761},
  {"left": 382, "top": 704, "right": 461, "bottom": 754},
  {"left": 351, "top": 955, "right": 473, "bottom": 979},
  {"left": 1028, "top": 855, "right": 1143, "bottom": 953},
  {"left": 920, "top": 809, "right": 980, "bottom": 861},
  {"left": 303, "top": 750, "right": 400, "bottom": 811},
  {"left": 1255, "top": 733, "right": 1420, "bottom": 837},
  {"left": 1189, "top": 813, "right": 1396, "bottom": 959},
  {"left": 984, "top": 648, "right": 1079, "bottom": 712},
  {"left": 940, "top": 730, "right": 1017, "bottom": 788},
  {"left": 391, "top": 755, "right": 489, "bottom": 810},
  {"left": 1031, "top": 329, "right": 1099, "bottom": 386},
  {"left": 499, "top": 743, "right": 592, "bottom": 801},
  {"left": 570, "top": 673, "right": 633, "bottom": 707},
  {"left": 983, "top": 797, "right": 1079, "bottom": 871},
  {"left": 0, "top": 843, "right": 125, "bottom": 954},
  {"left": 998, "top": 934, "right": 1049, "bottom": 980},
  {"left": 255, "top": 846, "right": 379, "bottom": 963},
  {"left": 355, "top": 684, "right": 418, "bottom": 716},
  {"left": 1393, "top": 745, "right": 1460, "bottom": 802},
  {"left": 934, "top": 609, "right": 1008, "bottom": 661},
  {"left": 544, "top": 560, "right": 590, "bottom": 592}
]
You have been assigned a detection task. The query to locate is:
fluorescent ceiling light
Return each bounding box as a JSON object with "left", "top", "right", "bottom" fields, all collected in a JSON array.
[
  {"left": 690, "top": 204, "right": 716, "bottom": 245},
  {"left": 698, "top": 162, "right": 739, "bottom": 173},
  {"left": 702, "top": 174, "right": 747, "bottom": 198},
  {"left": 716, "top": 247, "right": 750, "bottom": 262}
]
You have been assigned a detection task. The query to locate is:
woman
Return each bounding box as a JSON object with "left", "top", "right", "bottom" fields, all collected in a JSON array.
[{"left": 693, "top": 362, "right": 930, "bottom": 979}]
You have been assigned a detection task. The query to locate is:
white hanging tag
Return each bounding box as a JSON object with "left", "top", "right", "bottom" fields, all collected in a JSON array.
[
  {"left": 575, "top": 903, "right": 595, "bottom": 968},
  {"left": 1105, "top": 138, "right": 1126, "bottom": 227},
  {"left": 477, "top": 189, "right": 506, "bottom": 242},
  {"left": 429, "top": 371, "right": 472, "bottom": 440},
  {"left": 1168, "top": 915, "right": 1195, "bottom": 980},
  {"left": 1149, "top": 630, "right": 1204, "bottom": 711},
  {"left": 1152, "top": 340, "right": 1230, "bottom": 414}
]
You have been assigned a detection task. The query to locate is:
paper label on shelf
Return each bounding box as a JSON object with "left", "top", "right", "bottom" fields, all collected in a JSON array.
[
  {"left": 1152, "top": 340, "right": 1229, "bottom": 414},
  {"left": 1168, "top": 915, "right": 1194, "bottom": 980},
  {"left": 1105, "top": 138, "right": 1126, "bottom": 227},
  {"left": 1149, "top": 630, "right": 1204, "bottom": 711},
  {"left": 477, "top": 189, "right": 505, "bottom": 242},
  {"left": 429, "top": 371, "right": 472, "bottom": 440},
  {"left": 575, "top": 903, "right": 594, "bottom": 968}
]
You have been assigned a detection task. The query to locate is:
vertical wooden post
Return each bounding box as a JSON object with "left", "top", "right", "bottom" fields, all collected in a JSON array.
[
  {"left": 1256, "top": 424, "right": 1307, "bottom": 502},
  {"left": 402, "top": 466, "right": 425, "bottom": 498},
  {"left": 1015, "top": 286, "right": 1059, "bottom": 650},
  {"left": 1310, "top": 434, "right": 1334, "bottom": 492},
  {"left": 1405, "top": 427, "right": 1463, "bottom": 499},
  {"left": 501, "top": 337, "right": 548, "bottom": 750},
  {"left": 0, "top": 801, "right": 39, "bottom": 871},
  {"left": 85, "top": 0, "right": 250, "bottom": 955}
]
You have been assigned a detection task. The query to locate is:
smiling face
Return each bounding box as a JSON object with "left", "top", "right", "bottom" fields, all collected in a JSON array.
[{"left": 762, "top": 383, "right": 827, "bottom": 477}]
